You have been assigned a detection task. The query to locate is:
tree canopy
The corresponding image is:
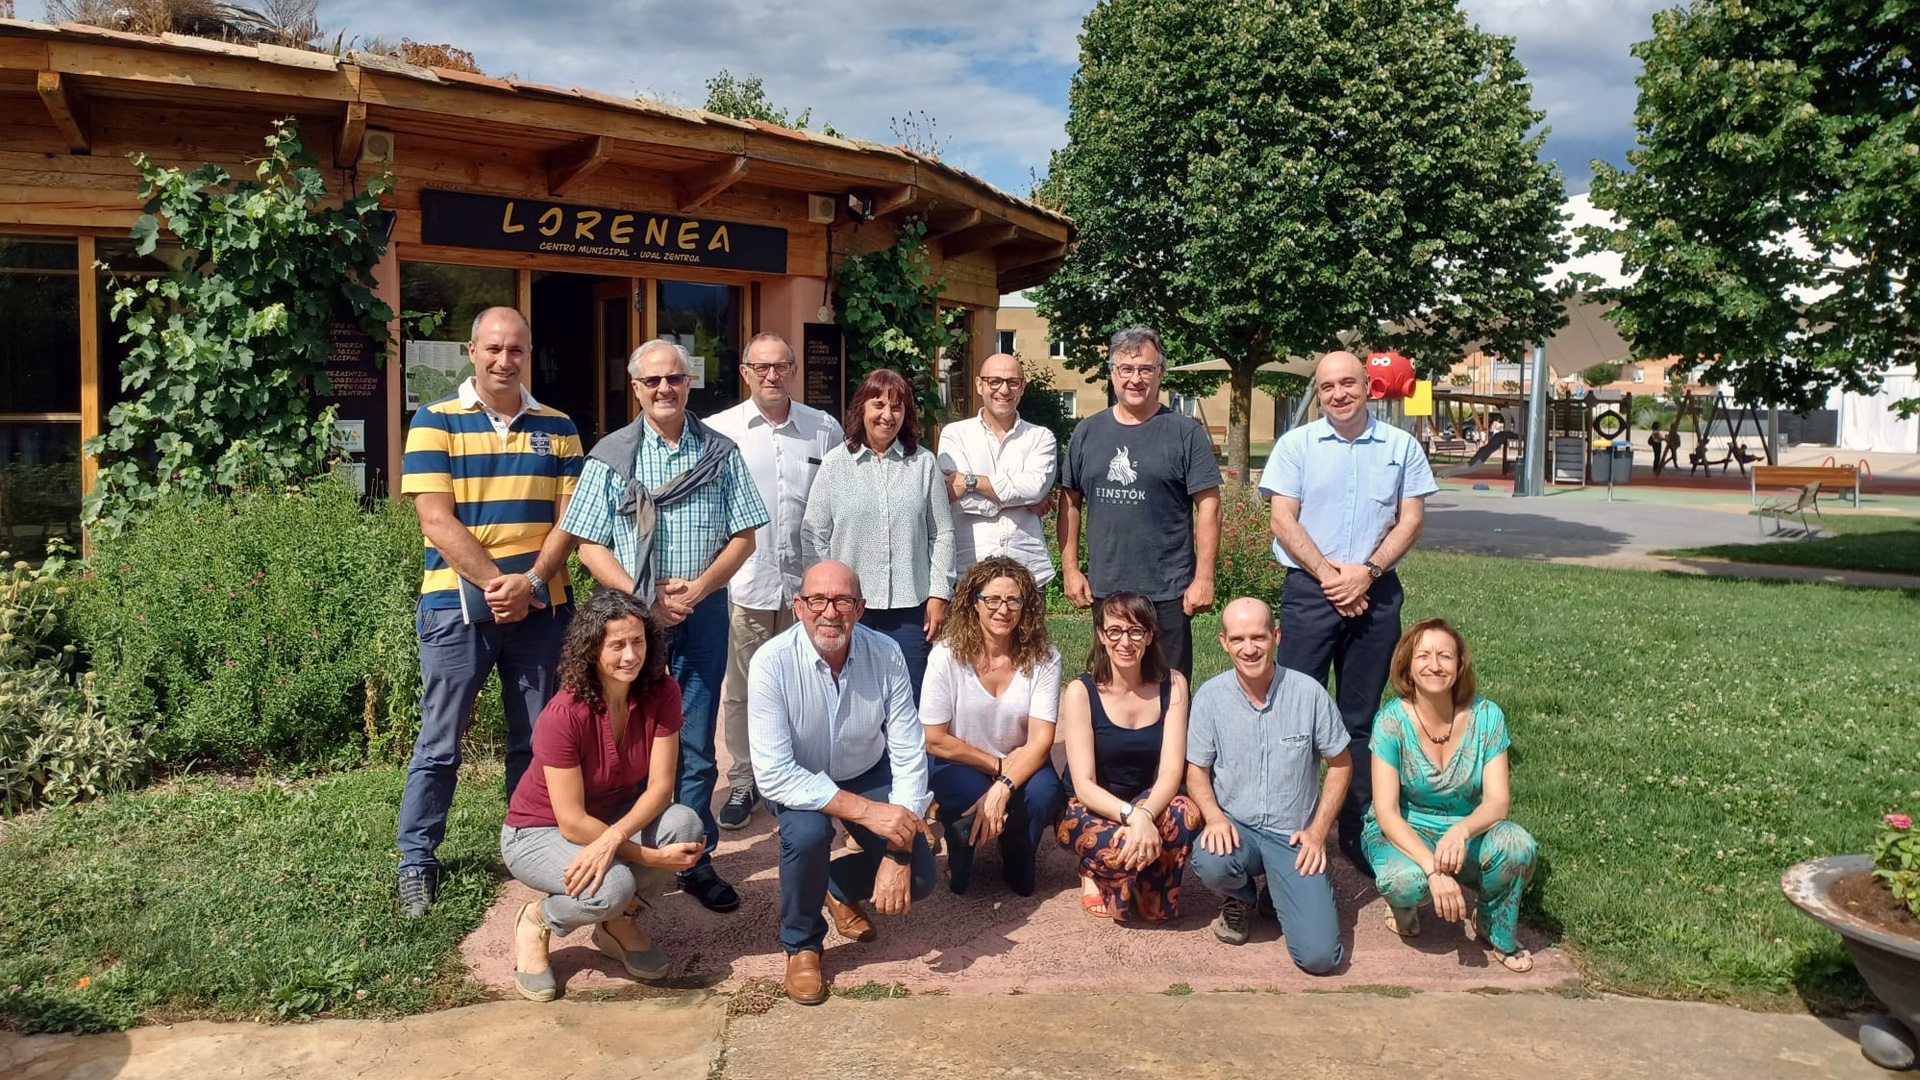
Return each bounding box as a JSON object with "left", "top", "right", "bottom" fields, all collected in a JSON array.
[
  {"left": 1581, "top": 0, "right": 1919, "bottom": 414},
  {"left": 1036, "top": 0, "right": 1568, "bottom": 474},
  {"left": 702, "top": 70, "right": 841, "bottom": 137}
]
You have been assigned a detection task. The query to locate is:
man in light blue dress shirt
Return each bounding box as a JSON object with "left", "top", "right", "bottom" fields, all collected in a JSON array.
[
  {"left": 1259, "top": 351, "right": 1437, "bottom": 875},
  {"left": 747, "top": 560, "right": 936, "bottom": 1005}
]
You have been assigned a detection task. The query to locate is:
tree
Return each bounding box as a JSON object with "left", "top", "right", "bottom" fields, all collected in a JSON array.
[
  {"left": 1581, "top": 0, "right": 1919, "bottom": 416},
  {"left": 702, "top": 70, "right": 840, "bottom": 137},
  {"left": 1582, "top": 362, "right": 1623, "bottom": 387},
  {"left": 1036, "top": 0, "right": 1568, "bottom": 476},
  {"left": 87, "top": 120, "right": 395, "bottom": 532}
]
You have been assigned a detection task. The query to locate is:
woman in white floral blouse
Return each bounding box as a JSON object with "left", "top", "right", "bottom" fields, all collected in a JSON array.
[{"left": 802, "top": 368, "right": 956, "bottom": 701}]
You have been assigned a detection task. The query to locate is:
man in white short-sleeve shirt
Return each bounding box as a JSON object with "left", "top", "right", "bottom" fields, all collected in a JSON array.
[
  {"left": 936, "top": 352, "right": 1058, "bottom": 586},
  {"left": 705, "top": 332, "right": 843, "bottom": 831}
]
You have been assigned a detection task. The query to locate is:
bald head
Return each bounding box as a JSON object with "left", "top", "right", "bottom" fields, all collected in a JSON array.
[
  {"left": 800, "top": 560, "right": 861, "bottom": 599},
  {"left": 796, "top": 560, "right": 864, "bottom": 661},
  {"left": 1218, "top": 595, "right": 1278, "bottom": 688},
  {"left": 977, "top": 352, "right": 1025, "bottom": 423},
  {"left": 1315, "top": 350, "right": 1364, "bottom": 384},
  {"left": 1313, "top": 350, "right": 1369, "bottom": 434},
  {"left": 1221, "top": 597, "right": 1274, "bottom": 635}
]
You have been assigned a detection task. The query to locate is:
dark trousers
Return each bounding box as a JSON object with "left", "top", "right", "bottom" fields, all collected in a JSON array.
[
  {"left": 860, "top": 604, "right": 931, "bottom": 705},
  {"left": 1275, "top": 569, "right": 1403, "bottom": 840},
  {"left": 1094, "top": 595, "right": 1193, "bottom": 681},
  {"left": 769, "top": 758, "right": 936, "bottom": 954},
  {"left": 398, "top": 602, "right": 572, "bottom": 870},
  {"left": 928, "top": 758, "right": 1065, "bottom": 896},
  {"left": 664, "top": 587, "right": 729, "bottom": 872}
]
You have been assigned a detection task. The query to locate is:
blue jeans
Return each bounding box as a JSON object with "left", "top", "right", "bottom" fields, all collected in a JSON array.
[
  {"left": 859, "top": 604, "right": 930, "bottom": 706},
  {"left": 665, "top": 587, "right": 729, "bottom": 873},
  {"left": 397, "top": 602, "right": 572, "bottom": 870},
  {"left": 1191, "top": 816, "right": 1344, "bottom": 974},
  {"left": 928, "top": 757, "right": 1064, "bottom": 896},
  {"left": 768, "top": 758, "right": 936, "bottom": 954}
]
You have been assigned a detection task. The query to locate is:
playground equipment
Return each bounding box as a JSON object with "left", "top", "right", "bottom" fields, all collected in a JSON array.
[
  {"left": 1675, "top": 390, "right": 1773, "bottom": 476},
  {"left": 1366, "top": 351, "right": 1418, "bottom": 399}
]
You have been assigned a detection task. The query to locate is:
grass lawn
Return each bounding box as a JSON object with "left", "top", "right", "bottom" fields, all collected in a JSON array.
[
  {"left": 1655, "top": 511, "right": 1920, "bottom": 576},
  {"left": 0, "top": 765, "right": 506, "bottom": 1033},
  {"left": 3, "top": 549, "right": 1914, "bottom": 1029}
]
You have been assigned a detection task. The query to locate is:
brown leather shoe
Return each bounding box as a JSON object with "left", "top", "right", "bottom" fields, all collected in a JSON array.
[
  {"left": 784, "top": 949, "right": 827, "bottom": 1005},
  {"left": 823, "top": 892, "right": 876, "bottom": 942}
]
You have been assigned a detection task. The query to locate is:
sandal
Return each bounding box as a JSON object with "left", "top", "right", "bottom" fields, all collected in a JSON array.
[
  {"left": 1497, "top": 948, "right": 1535, "bottom": 973},
  {"left": 1080, "top": 892, "right": 1112, "bottom": 918},
  {"left": 513, "top": 901, "right": 556, "bottom": 1002},
  {"left": 1384, "top": 906, "right": 1421, "bottom": 937}
]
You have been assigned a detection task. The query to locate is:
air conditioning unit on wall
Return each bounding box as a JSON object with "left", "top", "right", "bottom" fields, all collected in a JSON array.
[{"left": 806, "top": 193, "right": 836, "bottom": 224}]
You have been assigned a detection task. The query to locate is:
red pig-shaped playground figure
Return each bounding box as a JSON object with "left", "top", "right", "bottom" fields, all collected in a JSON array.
[{"left": 1366, "top": 351, "right": 1417, "bottom": 400}]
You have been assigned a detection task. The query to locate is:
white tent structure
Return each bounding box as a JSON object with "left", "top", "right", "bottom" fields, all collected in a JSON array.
[{"left": 1832, "top": 368, "right": 1920, "bottom": 453}]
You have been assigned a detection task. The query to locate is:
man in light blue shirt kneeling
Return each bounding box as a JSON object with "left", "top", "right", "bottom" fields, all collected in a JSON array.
[
  {"left": 747, "top": 560, "right": 936, "bottom": 1005},
  {"left": 1187, "top": 598, "right": 1353, "bottom": 973}
]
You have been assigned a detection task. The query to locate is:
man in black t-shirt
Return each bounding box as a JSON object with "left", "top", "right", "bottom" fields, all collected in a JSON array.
[{"left": 1059, "top": 326, "right": 1223, "bottom": 677}]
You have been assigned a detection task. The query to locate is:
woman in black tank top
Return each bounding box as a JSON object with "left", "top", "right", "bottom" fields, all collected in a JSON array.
[{"left": 1055, "top": 592, "right": 1202, "bottom": 923}]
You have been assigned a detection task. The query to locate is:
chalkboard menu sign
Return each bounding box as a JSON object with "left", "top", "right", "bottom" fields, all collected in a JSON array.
[
  {"left": 316, "top": 319, "right": 389, "bottom": 496},
  {"left": 802, "top": 323, "right": 844, "bottom": 418}
]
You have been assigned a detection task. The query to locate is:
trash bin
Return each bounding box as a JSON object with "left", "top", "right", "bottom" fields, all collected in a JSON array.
[{"left": 1591, "top": 441, "right": 1633, "bottom": 484}]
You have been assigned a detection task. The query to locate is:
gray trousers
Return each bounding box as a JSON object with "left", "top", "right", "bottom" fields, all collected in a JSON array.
[
  {"left": 722, "top": 602, "right": 795, "bottom": 790},
  {"left": 499, "top": 802, "right": 703, "bottom": 935}
]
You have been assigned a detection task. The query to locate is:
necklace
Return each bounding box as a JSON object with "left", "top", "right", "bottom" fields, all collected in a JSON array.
[{"left": 1411, "top": 701, "right": 1456, "bottom": 745}]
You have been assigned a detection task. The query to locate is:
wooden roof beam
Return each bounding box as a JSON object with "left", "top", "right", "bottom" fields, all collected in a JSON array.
[
  {"left": 872, "top": 185, "right": 917, "bottom": 218},
  {"left": 926, "top": 209, "right": 982, "bottom": 242},
  {"left": 677, "top": 154, "right": 750, "bottom": 212},
  {"left": 547, "top": 135, "right": 611, "bottom": 198},
  {"left": 37, "top": 71, "right": 91, "bottom": 155},
  {"left": 941, "top": 224, "right": 1020, "bottom": 259},
  {"left": 999, "top": 257, "right": 1065, "bottom": 294},
  {"left": 999, "top": 242, "right": 1070, "bottom": 271},
  {"left": 335, "top": 101, "right": 368, "bottom": 167}
]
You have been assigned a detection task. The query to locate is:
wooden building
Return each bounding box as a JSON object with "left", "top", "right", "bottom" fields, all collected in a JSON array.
[{"left": 0, "top": 18, "right": 1072, "bottom": 548}]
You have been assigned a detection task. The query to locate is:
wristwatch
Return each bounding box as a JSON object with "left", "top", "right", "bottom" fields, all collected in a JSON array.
[
  {"left": 995, "top": 774, "right": 1015, "bottom": 792},
  {"left": 524, "top": 568, "right": 547, "bottom": 592},
  {"left": 883, "top": 847, "right": 913, "bottom": 866},
  {"left": 964, "top": 472, "right": 978, "bottom": 494},
  {"left": 1362, "top": 560, "right": 1384, "bottom": 579}
]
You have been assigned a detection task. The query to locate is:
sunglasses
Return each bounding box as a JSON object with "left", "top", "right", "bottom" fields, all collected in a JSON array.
[{"left": 636, "top": 373, "right": 689, "bottom": 389}]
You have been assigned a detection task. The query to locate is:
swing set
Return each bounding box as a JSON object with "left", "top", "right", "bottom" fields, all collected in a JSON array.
[{"left": 1674, "top": 390, "right": 1772, "bottom": 477}]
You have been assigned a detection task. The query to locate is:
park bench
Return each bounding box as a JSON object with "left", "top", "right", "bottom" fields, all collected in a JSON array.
[
  {"left": 1753, "top": 481, "right": 1824, "bottom": 537},
  {"left": 1750, "top": 463, "right": 1859, "bottom": 509}
]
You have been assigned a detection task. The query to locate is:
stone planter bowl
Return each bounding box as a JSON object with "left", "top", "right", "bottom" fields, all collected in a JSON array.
[{"left": 1783, "top": 855, "right": 1920, "bottom": 1070}]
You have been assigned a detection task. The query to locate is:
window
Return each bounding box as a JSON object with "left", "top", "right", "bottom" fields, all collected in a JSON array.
[
  {"left": 1054, "top": 390, "right": 1077, "bottom": 418},
  {"left": 1050, "top": 338, "right": 1067, "bottom": 358},
  {"left": 655, "top": 280, "right": 744, "bottom": 417},
  {"left": 1491, "top": 361, "right": 1523, "bottom": 385},
  {"left": 0, "top": 236, "right": 82, "bottom": 555},
  {"left": 1629, "top": 366, "right": 1644, "bottom": 383},
  {"left": 400, "top": 262, "right": 517, "bottom": 411},
  {"left": 996, "top": 329, "right": 1016, "bottom": 354}
]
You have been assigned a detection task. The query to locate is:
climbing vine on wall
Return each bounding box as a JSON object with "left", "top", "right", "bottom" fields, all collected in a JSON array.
[
  {"left": 86, "top": 118, "right": 394, "bottom": 533},
  {"left": 832, "top": 218, "right": 968, "bottom": 424}
]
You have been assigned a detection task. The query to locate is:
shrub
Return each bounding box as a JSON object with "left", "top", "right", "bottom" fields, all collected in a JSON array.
[
  {"left": 70, "top": 477, "right": 422, "bottom": 771},
  {"left": 1215, "top": 481, "right": 1286, "bottom": 607},
  {"left": 1, "top": 546, "right": 148, "bottom": 813}
]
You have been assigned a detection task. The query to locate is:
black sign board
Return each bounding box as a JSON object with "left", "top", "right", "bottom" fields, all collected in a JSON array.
[
  {"left": 801, "top": 323, "right": 844, "bottom": 418},
  {"left": 420, "top": 189, "right": 788, "bottom": 275},
  {"left": 315, "top": 318, "right": 389, "bottom": 497}
]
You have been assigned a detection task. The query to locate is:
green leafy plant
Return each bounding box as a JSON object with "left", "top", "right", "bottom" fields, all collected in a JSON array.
[
  {"left": 832, "top": 218, "right": 967, "bottom": 424},
  {"left": 1873, "top": 812, "right": 1919, "bottom": 921},
  {"left": 0, "top": 544, "right": 148, "bottom": 814},
  {"left": 1214, "top": 483, "right": 1286, "bottom": 608},
  {"left": 85, "top": 118, "right": 395, "bottom": 533},
  {"left": 70, "top": 476, "right": 422, "bottom": 770},
  {"left": 1582, "top": 363, "right": 1622, "bottom": 388}
]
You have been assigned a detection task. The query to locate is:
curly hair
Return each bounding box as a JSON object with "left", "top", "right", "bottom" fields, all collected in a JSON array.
[
  {"left": 843, "top": 368, "right": 920, "bottom": 455},
  {"left": 940, "top": 556, "right": 1053, "bottom": 673},
  {"left": 556, "top": 589, "right": 668, "bottom": 707},
  {"left": 1388, "top": 617, "right": 1477, "bottom": 710},
  {"left": 1085, "top": 591, "right": 1167, "bottom": 687}
]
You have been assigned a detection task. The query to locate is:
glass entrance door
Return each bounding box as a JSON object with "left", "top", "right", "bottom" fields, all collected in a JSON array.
[{"left": 655, "top": 280, "right": 743, "bottom": 418}]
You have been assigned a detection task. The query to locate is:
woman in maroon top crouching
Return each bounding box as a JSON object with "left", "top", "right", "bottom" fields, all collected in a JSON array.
[{"left": 500, "top": 589, "right": 704, "bottom": 1001}]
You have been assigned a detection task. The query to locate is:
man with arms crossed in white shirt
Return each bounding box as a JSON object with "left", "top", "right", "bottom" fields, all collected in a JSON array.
[
  {"left": 748, "top": 560, "right": 936, "bottom": 1005},
  {"left": 706, "top": 332, "right": 843, "bottom": 831},
  {"left": 936, "top": 352, "right": 1057, "bottom": 586}
]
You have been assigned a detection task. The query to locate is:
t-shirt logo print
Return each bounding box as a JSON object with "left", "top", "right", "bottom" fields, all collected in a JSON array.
[
  {"left": 529, "top": 432, "right": 552, "bottom": 456},
  {"left": 1106, "top": 446, "right": 1138, "bottom": 486}
]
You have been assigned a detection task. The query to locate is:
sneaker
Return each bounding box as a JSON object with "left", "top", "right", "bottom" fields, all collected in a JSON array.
[
  {"left": 718, "top": 785, "right": 759, "bottom": 830},
  {"left": 678, "top": 864, "right": 741, "bottom": 913},
  {"left": 1213, "top": 897, "right": 1251, "bottom": 946},
  {"left": 398, "top": 865, "right": 437, "bottom": 918}
]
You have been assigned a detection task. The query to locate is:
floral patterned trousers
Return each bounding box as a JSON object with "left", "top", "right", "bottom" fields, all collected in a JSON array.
[{"left": 1056, "top": 795, "right": 1202, "bottom": 923}]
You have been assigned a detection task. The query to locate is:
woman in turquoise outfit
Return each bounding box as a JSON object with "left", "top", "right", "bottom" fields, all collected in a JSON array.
[{"left": 1362, "top": 618, "right": 1538, "bottom": 972}]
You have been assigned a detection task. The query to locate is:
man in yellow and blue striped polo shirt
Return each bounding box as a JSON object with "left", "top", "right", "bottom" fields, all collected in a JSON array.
[{"left": 395, "top": 305, "right": 583, "bottom": 917}]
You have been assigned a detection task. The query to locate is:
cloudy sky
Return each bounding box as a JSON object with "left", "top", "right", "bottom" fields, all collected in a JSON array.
[{"left": 25, "top": 0, "right": 1667, "bottom": 196}]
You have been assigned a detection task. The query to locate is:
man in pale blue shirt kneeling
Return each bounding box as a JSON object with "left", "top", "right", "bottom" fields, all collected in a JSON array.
[
  {"left": 1187, "top": 598, "right": 1353, "bottom": 973},
  {"left": 747, "top": 560, "right": 936, "bottom": 1005}
]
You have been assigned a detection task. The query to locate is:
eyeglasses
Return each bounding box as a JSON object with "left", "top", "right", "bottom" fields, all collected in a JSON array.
[
  {"left": 975, "top": 594, "right": 1026, "bottom": 611},
  {"left": 1112, "top": 364, "right": 1161, "bottom": 379},
  {"left": 745, "top": 361, "right": 794, "bottom": 376},
  {"left": 635, "top": 373, "right": 689, "bottom": 389},
  {"left": 978, "top": 376, "right": 1024, "bottom": 390},
  {"left": 798, "top": 594, "right": 860, "bottom": 613},
  {"left": 1099, "top": 625, "right": 1150, "bottom": 643}
]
